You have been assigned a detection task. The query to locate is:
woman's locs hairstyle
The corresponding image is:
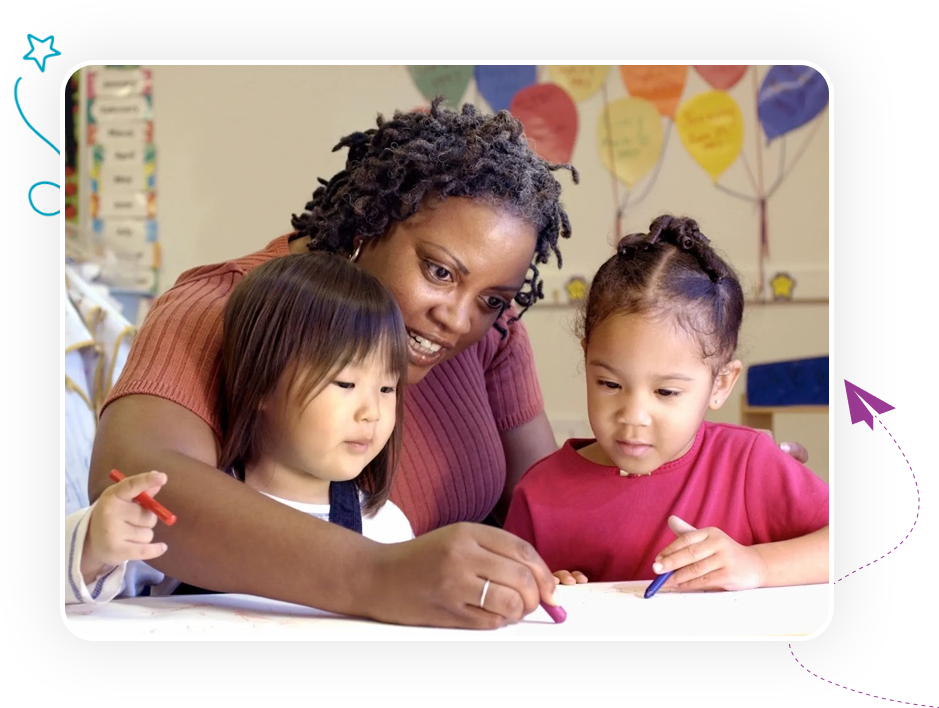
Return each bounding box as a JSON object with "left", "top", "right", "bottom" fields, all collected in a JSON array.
[
  {"left": 578, "top": 214, "right": 745, "bottom": 372},
  {"left": 290, "top": 96, "right": 579, "bottom": 323},
  {"left": 218, "top": 252, "right": 408, "bottom": 514}
]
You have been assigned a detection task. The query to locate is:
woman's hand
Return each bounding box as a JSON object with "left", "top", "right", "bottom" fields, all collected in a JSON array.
[
  {"left": 779, "top": 441, "right": 809, "bottom": 464},
  {"left": 367, "top": 522, "right": 561, "bottom": 629}
]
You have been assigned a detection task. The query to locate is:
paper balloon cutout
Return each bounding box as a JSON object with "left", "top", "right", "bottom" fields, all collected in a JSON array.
[
  {"left": 758, "top": 65, "right": 829, "bottom": 141},
  {"left": 694, "top": 65, "right": 748, "bottom": 91},
  {"left": 618, "top": 65, "right": 688, "bottom": 119},
  {"left": 676, "top": 91, "right": 744, "bottom": 182},
  {"left": 510, "top": 83, "right": 578, "bottom": 164},
  {"left": 475, "top": 65, "right": 537, "bottom": 112},
  {"left": 597, "top": 97, "right": 664, "bottom": 187},
  {"left": 547, "top": 65, "right": 609, "bottom": 102},
  {"left": 407, "top": 65, "right": 474, "bottom": 106}
]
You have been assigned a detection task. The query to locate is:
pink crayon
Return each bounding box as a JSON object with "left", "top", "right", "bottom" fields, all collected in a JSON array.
[{"left": 542, "top": 600, "right": 567, "bottom": 623}]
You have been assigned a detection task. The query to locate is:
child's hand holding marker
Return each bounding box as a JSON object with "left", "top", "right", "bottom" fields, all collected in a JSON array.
[
  {"left": 80, "top": 471, "right": 171, "bottom": 585},
  {"left": 649, "top": 515, "right": 767, "bottom": 593}
]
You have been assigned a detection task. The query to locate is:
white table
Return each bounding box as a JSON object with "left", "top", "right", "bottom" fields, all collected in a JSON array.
[{"left": 64, "top": 581, "right": 830, "bottom": 640}]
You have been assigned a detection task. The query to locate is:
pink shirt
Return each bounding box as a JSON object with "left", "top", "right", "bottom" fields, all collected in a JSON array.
[
  {"left": 103, "top": 235, "right": 545, "bottom": 535},
  {"left": 504, "top": 422, "right": 829, "bottom": 582}
]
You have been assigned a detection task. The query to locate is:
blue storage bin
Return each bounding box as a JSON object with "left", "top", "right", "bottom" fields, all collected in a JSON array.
[{"left": 746, "top": 356, "right": 829, "bottom": 407}]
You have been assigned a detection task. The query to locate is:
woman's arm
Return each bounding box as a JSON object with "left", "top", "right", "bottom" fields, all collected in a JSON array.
[
  {"left": 89, "top": 395, "right": 559, "bottom": 628},
  {"left": 495, "top": 411, "right": 558, "bottom": 524}
]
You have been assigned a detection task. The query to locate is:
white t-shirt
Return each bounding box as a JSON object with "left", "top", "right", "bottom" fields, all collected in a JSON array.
[{"left": 259, "top": 491, "right": 415, "bottom": 544}]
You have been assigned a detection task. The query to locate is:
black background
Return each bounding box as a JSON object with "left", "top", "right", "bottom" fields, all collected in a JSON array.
[{"left": 36, "top": 41, "right": 934, "bottom": 705}]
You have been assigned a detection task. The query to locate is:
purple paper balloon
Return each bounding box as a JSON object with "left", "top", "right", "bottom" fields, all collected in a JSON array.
[
  {"left": 475, "top": 65, "right": 538, "bottom": 112},
  {"left": 758, "top": 65, "right": 829, "bottom": 141}
]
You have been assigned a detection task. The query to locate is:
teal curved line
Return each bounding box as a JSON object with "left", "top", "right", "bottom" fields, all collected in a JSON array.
[
  {"left": 13, "top": 76, "right": 62, "bottom": 216},
  {"left": 29, "top": 181, "right": 60, "bottom": 216},
  {"left": 14, "top": 77, "right": 60, "bottom": 155}
]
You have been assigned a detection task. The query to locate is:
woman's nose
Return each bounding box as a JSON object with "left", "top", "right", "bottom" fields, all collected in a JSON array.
[{"left": 433, "top": 295, "right": 473, "bottom": 337}]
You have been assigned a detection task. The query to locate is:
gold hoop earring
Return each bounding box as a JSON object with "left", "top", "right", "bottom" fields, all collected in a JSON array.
[{"left": 350, "top": 241, "right": 362, "bottom": 263}]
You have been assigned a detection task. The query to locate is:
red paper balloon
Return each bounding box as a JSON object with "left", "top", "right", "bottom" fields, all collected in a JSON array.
[
  {"left": 510, "top": 83, "right": 578, "bottom": 163},
  {"left": 693, "top": 65, "right": 749, "bottom": 91}
]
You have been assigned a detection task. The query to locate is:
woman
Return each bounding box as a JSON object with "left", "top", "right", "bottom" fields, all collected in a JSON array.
[{"left": 89, "top": 98, "right": 805, "bottom": 629}]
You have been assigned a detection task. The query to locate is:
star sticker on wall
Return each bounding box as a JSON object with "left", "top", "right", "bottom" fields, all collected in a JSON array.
[
  {"left": 23, "top": 34, "right": 61, "bottom": 73},
  {"left": 769, "top": 272, "right": 796, "bottom": 301},
  {"left": 565, "top": 276, "right": 588, "bottom": 304}
]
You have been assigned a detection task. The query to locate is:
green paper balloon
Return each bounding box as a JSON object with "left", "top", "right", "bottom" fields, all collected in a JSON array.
[{"left": 407, "top": 65, "right": 474, "bottom": 106}]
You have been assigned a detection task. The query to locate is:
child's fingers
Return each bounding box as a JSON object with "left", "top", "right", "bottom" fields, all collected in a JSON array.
[
  {"left": 131, "top": 541, "right": 169, "bottom": 562},
  {"left": 111, "top": 471, "right": 168, "bottom": 502},
  {"left": 553, "top": 570, "right": 581, "bottom": 586},
  {"left": 666, "top": 555, "right": 725, "bottom": 590},
  {"left": 654, "top": 528, "right": 711, "bottom": 565},
  {"left": 667, "top": 515, "right": 697, "bottom": 535},
  {"left": 571, "top": 571, "right": 589, "bottom": 584},
  {"left": 653, "top": 535, "right": 718, "bottom": 575}
]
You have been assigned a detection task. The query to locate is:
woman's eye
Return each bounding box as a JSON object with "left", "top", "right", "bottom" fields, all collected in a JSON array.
[
  {"left": 334, "top": 381, "right": 354, "bottom": 389},
  {"left": 426, "top": 262, "right": 452, "bottom": 282},
  {"left": 483, "top": 295, "right": 507, "bottom": 310},
  {"left": 598, "top": 380, "right": 619, "bottom": 390}
]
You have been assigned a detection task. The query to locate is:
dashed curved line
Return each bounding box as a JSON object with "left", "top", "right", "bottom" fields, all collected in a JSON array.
[{"left": 789, "top": 551, "right": 893, "bottom": 688}]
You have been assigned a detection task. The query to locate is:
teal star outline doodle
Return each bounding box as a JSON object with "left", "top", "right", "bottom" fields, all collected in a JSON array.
[{"left": 23, "top": 34, "right": 61, "bottom": 73}]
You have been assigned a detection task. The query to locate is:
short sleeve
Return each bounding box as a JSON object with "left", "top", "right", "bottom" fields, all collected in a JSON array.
[
  {"left": 478, "top": 310, "right": 545, "bottom": 432},
  {"left": 744, "top": 433, "right": 830, "bottom": 543},
  {"left": 101, "top": 267, "right": 241, "bottom": 437}
]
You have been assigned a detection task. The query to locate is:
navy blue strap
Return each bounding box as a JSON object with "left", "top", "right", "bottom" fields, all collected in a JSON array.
[{"left": 328, "top": 480, "right": 363, "bottom": 534}]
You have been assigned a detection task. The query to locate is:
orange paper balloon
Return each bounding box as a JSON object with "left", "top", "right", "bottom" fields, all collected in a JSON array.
[
  {"left": 619, "top": 65, "right": 688, "bottom": 118},
  {"left": 510, "top": 83, "right": 578, "bottom": 164}
]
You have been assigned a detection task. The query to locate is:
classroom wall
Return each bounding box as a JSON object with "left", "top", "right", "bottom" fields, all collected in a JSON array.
[{"left": 108, "top": 64, "right": 831, "bottom": 480}]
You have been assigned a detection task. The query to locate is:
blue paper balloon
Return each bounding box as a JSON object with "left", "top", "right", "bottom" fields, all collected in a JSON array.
[
  {"left": 758, "top": 65, "right": 829, "bottom": 141},
  {"left": 475, "top": 65, "right": 538, "bottom": 112}
]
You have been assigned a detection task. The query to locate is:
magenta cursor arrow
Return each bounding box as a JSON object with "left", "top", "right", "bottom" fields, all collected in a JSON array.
[{"left": 844, "top": 380, "right": 895, "bottom": 429}]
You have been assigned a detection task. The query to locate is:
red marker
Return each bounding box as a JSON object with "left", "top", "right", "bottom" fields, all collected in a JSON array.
[{"left": 109, "top": 469, "right": 177, "bottom": 526}]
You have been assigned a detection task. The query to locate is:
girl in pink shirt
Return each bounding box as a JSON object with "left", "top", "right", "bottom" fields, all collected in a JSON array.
[{"left": 505, "top": 215, "right": 829, "bottom": 590}]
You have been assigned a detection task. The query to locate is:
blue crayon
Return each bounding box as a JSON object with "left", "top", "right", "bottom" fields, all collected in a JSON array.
[{"left": 644, "top": 570, "right": 674, "bottom": 599}]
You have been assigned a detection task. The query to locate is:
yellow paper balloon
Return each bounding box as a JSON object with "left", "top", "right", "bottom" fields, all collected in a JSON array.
[
  {"left": 597, "top": 97, "right": 664, "bottom": 187},
  {"left": 547, "top": 65, "right": 609, "bottom": 102},
  {"left": 675, "top": 91, "right": 744, "bottom": 181}
]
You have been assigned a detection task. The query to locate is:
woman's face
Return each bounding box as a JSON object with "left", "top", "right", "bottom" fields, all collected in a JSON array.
[{"left": 356, "top": 197, "right": 537, "bottom": 385}]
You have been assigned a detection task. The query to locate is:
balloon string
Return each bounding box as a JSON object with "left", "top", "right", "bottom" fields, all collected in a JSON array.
[
  {"left": 631, "top": 119, "right": 672, "bottom": 206},
  {"left": 765, "top": 111, "right": 825, "bottom": 201},
  {"left": 601, "top": 80, "right": 622, "bottom": 242},
  {"left": 751, "top": 67, "right": 769, "bottom": 300}
]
